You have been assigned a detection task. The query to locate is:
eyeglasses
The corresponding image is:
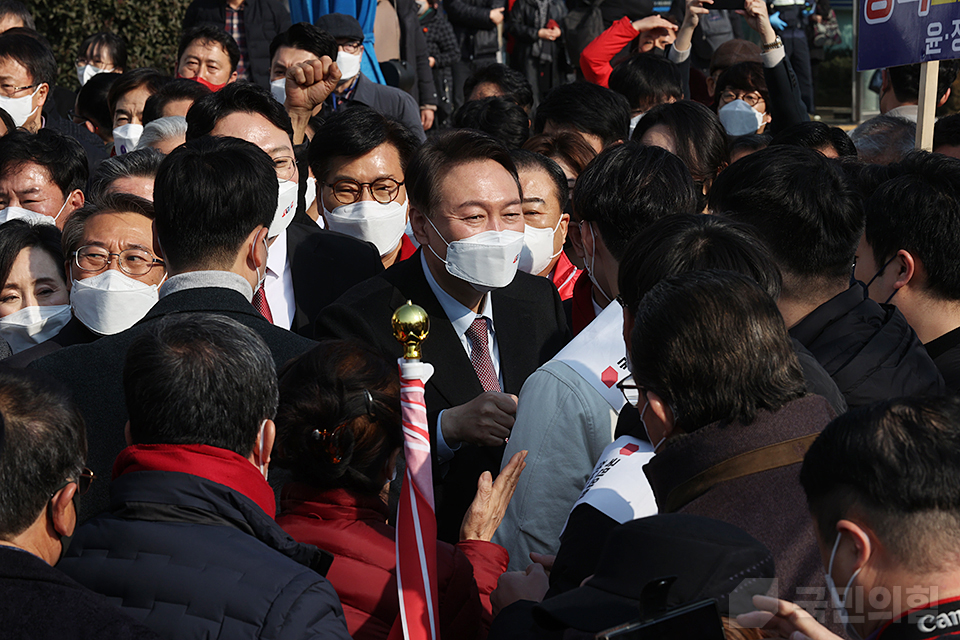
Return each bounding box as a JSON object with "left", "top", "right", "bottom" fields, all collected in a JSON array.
[
  {"left": 51, "top": 467, "right": 96, "bottom": 498},
  {"left": 338, "top": 40, "right": 363, "bottom": 54},
  {"left": 616, "top": 376, "right": 642, "bottom": 407},
  {"left": 73, "top": 245, "right": 165, "bottom": 277},
  {"left": 719, "top": 90, "right": 764, "bottom": 108},
  {"left": 67, "top": 109, "right": 87, "bottom": 125},
  {"left": 75, "top": 57, "right": 114, "bottom": 71},
  {"left": 324, "top": 177, "right": 404, "bottom": 205},
  {"left": 0, "top": 83, "right": 36, "bottom": 99},
  {"left": 274, "top": 156, "right": 297, "bottom": 182}
]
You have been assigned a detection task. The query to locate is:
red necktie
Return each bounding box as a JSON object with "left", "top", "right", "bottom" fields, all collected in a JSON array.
[
  {"left": 252, "top": 283, "right": 273, "bottom": 323},
  {"left": 465, "top": 317, "right": 501, "bottom": 392}
]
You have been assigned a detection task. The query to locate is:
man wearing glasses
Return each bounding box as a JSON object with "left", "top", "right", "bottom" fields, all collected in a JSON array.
[
  {"left": 0, "top": 367, "right": 158, "bottom": 638},
  {"left": 315, "top": 13, "right": 426, "bottom": 142},
  {"left": 185, "top": 81, "right": 383, "bottom": 338}
]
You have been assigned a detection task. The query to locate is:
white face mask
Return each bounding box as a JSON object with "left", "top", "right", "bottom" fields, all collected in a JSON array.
[
  {"left": 426, "top": 217, "right": 524, "bottom": 293},
  {"left": 824, "top": 532, "right": 863, "bottom": 640},
  {"left": 268, "top": 177, "right": 299, "bottom": 238},
  {"left": 580, "top": 221, "right": 612, "bottom": 304},
  {"left": 518, "top": 218, "right": 562, "bottom": 276},
  {"left": 639, "top": 400, "right": 666, "bottom": 453},
  {"left": 629, "top": 112, "right": 644, "bottom": 135},
  {"left": 304, "top": 176, "right": 318, "bottom": 213},
  {"left": 270, "top": 77, "right": 286, "bottom": 104},
  {"left": 324, "top": 199, "right": 407, "bottom": 257},
  {"left": 0, "top": 304, "right": 71, "bottom": 354},
  {"left": 0, "top": 206, "right": 56, "bottom": 226},
  {"left": 0, "top": 84, "right": 41, "bottom": 128},
  {"left": 252, "top": 236, "right": 268, "bottom": 296},
  {"left": 113, "top": 123, "right": 144, "bottom": 155},
  {"left": 258, "top": 418, "right": 269, "bottom": 480},
  {"left": 336, "top": 50, "right": 363, "bottom": 81},
  {"left": 718, "top": 99, "right": 765, "bottom": 136},
  {"left": 77, "top": 64, "right": 108, "bottom": 87},
  {"left": 71, "top": 270, "right": 161, "bottom": 336}
]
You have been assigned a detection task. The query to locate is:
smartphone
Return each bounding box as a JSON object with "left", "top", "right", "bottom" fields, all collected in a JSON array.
[
  {"left": 709, "top": 0, "right": 745, "bottom": 10},
  {"left": 594, "top": 600, "right": 726, "bottom": 640},
  {"left": 546, "top": 18, "right": 560, "bottom": 29}
]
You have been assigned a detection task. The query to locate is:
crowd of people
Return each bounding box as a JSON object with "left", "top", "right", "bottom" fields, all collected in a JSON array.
[{"left": 2, "top": 0, "right": 960, "bottom": 638}]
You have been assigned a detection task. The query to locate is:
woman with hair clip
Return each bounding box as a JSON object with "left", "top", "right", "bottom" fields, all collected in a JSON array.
[{"left": 275, "top": 339, "right": 526, "bottom": 640}]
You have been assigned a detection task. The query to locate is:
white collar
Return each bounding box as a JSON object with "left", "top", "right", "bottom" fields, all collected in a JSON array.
[{"left": 266, "top": 229, "right": 288, "bottom": 278}]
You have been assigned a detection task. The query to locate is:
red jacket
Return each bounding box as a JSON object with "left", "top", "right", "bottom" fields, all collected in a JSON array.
[
  {"left": 277, "top": 484, "right": 509, "bottom": 640},
  {"left": 551, "top": 252, "right": 581, "bottom": 301},
  {"left": 580, "top": 17, "right": 640, "bottom": 87}
]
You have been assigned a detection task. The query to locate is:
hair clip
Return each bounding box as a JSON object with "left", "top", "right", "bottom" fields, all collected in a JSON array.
[
  {"left": 363, "top": 389, "right": 374, "bottom": 414},
  {"left": 309, "top": 427, "right": 341, "bottom": 464}
]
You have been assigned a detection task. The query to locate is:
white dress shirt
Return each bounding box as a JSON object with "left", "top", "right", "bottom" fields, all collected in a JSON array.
[
  {"left": 420, "top": 251, "right": 502, "bottom": 462},
  {"left": 264, "top": 229, "right": 296, "bottom": 330}
]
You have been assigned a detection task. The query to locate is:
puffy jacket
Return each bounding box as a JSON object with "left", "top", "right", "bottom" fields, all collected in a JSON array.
[
  {"left": 278, "top": 484, "right": 510, "bottom": 640},
  {"left": 183, "top": 0, "right": 291, "bottom": 88},
  {"left": 59, "top": 445, "right": 351, "bottom": 640},
  {"left": 789, "top": 284, "right": 945, "bottom": 409}
]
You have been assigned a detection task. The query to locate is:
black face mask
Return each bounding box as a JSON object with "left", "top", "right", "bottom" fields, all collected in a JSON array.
[
  {"left": 47, "top": 490, "right": 77, "bottom": 564},
  {"left": 862, "top": 254, "right": 899, "bottom": 305}
]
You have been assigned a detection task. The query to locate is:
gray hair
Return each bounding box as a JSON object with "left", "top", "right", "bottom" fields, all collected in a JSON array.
[
  {"left": 136, "top": 116, "right": 187, "bottom": 152},
  {"left": 850, "top": 115, "right": 916, "bottom": 165},
  {"left": 88, "top": 148, "right": 165, "bottom": 202}
]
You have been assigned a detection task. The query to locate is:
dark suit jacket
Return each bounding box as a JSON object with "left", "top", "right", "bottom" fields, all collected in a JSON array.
[
  {"left": 316, "top": 250, "right": 570, "bottom": 541},
  {"left": 31, "top": 285, "right": 318, "bottom": 522},
  {"left": 2, "top": 317, "right": 98, "bottom": 368},
  {"left": 285, "top": 222, "right": 384, "bottom": 338}
]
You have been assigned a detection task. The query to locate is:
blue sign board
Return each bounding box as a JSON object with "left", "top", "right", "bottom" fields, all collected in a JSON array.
[{"left": 858, "top": 0, "right": 960, "bottom": 69}]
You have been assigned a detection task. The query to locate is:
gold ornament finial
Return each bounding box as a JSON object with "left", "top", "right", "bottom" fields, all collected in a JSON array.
[{"left": 392, "top": 300, "right": 430, "bottom": 360}]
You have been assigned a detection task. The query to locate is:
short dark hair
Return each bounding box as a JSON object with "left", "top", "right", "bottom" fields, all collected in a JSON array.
[
  {"left": 728, "top": 133, "right": 771, "bottom": 159},
  {"left": 522, "top": 132, "right": 598, "bottom": 178},
  {"left": 534, "top": 82, "right": 630, "bottom": 148},
  {"left": 510, "top": 149, "right": 569, "bottom": 212},
  {"left": 0, "top": 368, "right": 85, "bottom": 538},
  {"left": 864, "top": 151, "right": 960, "bottom": 301},
  {"left": 709, "top": 146, "right": 863, "bottom": 287},
  {"left": 78, "top": 31, "right": 127, "bottom": 71},
  {"left": 178, "top": 25, "right": 240, "bottom": 74},
  {"left": 934, "top": 113, "right": 960, "bottom": 151},
  {"left": 573, "top": 142, "right": 699, "bottom": 261},
  {"left": 62, "top": 192, "right": 155, "bottom": 256},
  {"left": 0, "top": 129, "right": 88, "bottom": 198},
  {"left": 276, "top": 340, "right": 401, "bottom": 494},
  {"left": 771, "top": 121, "right": 857, "bottom": 157},
  {"left": 153, "top": 135, "right": 275, "bottom": 270},
  {"left": 617, "top": 214, "right": 782, "bottom": 314},
  {"left": 406, "top": 129, "right": 521, "bottom": 218},
  {"left": 185, "top": 81, "right": 294, "bottom": 140},
  {"left": 800, "top": 396, "right": 960, "bottom": 571},
  {"left": 88, "top": 147, "right": 164, "bottom": 202},
  {"left": 463, "top": 63, "right": 533, "bottom": 110},
  {"left": 0, "top": 0, "right": 33, "bottom": 30},
  {"left": 142, "top": 78, "right": 211, "bottom": 125},
  {"left": 0, "top": 31, "right": 56, "bottom": 87},
  {"left": 107, "top": 68, "right": 169, "bottom": 120},
  {"left": 715, "top": 61, "right": 769, "bottom": 111},
  {"left": 609, "top": 53, "right": 682, "bottom": 112},
  {"left": 632, "top": 100, "right": 728, "bottom": 197},
  {"left": 124, "top": 314, "right": 278, "bottom": 456},
  {"left": 0, "top": 219, "right": 65, "bottom": 289},
  {"left": 453, "top": 96, "right": 529, "bottom": 149},
  {"left": 269, "top": 22, "right": 338, "bottom": 61},
  {"left": 631, "top": 269, "right": 806, "bottom": 432},
  {"left": 887, "top": 61, "right": 959, "bottom": 104},
  {"left": 850, "top": 114, "right": 916, "bottom": 165},
  {"left": 308, "top": 105, "right": 422, "bottom": 182},
  {"left": 76, "top": 72, "right": 120, "bottom": 132}
]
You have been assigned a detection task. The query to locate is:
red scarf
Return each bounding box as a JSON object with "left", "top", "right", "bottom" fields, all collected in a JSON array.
[
  {"left": 571, "top": 271, "right": 597, "bottom": 336},
  {"left": 113, "top": 444, "right": 276, "bottom": 516}
]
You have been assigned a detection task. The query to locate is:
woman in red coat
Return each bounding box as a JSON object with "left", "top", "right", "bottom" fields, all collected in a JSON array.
[{"left": 274, "top": 340, "right": 523, "bottom": 640}]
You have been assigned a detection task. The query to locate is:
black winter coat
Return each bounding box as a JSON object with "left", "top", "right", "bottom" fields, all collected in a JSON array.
[
  {"left": 59, "top": 469, "right": 352, "bottom": 640},
  {"left": 789, "top": 284, "right": 945, "bottom": 408},
  {"left": 182, "top": 0, "right": 291, "bottom": 88}
]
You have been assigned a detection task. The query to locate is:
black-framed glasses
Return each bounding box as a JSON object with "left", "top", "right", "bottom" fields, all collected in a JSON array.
[
  {"left": 73, "top": 245, "right": 165, "bottom": 277},
  {"left": 324, "top": 177, "right": 404, "bottom": 205},
  {"left": 719, "top": 90, "right": 764, "bottom": 108},
  {"left": 67, "top": 109, "right": 87, "bottom": 125},
  {"left": 616, "top": 376, "right": 642, "bottom": 407},
  {"left": 338, "top": 40, "right": 363, "bottom": 54}
]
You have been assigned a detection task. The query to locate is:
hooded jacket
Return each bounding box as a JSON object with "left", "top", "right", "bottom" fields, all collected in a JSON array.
[
  {"left": 789, "top": 284, "right": 945, "bottom": 409},
  {"left": 58, "top": 445, "right": 351, "bottom": 640}
]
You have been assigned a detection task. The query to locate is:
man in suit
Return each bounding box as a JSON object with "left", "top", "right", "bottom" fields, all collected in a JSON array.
[
  {"left": 185, "top": 81, "right": 384, "bottom": 338},
  {"left": 316, "top": 129, "right": 569, "bottom": 542},
  {"left": 32, "top": 136, "right": 318, "bottom": 520}
]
